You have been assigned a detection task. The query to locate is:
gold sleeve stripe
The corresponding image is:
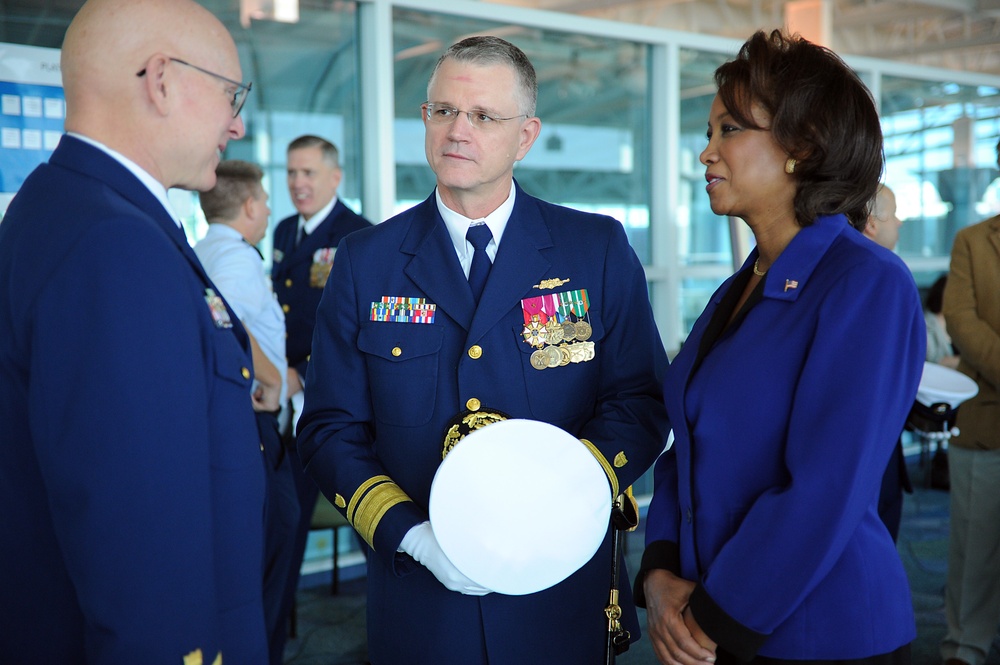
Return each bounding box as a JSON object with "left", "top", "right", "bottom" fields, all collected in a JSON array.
[
  {"left": 579, "top": 438, "right": 618, "bottom": 498},
  {"left": 348, "top": 475, "right": 393, "bottom": 523},
  {"left": 354, "top": 481, "right": 412, "bottom": 550},
  {"left": 183, "top": 650, "right": 222, "bottom": 665}
]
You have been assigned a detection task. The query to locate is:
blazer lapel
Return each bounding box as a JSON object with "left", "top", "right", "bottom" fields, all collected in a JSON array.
[
  {"left": 52, "top": 136, "right": 249, "bottom": 352},
  {"left": 288, "top": 204, "right": 343, "bottom": 268},
  {"left": 402, "top": 197, "right": 476, "bottom": 331},
  {"left": 272, "top": 221, "right": 296, "bottom": 278},
  {"left": 401, "top": 187, "right": 554, "bottom": 337},
  {"left": 467, "top": 195, "right": 552, "bottom": 344}
]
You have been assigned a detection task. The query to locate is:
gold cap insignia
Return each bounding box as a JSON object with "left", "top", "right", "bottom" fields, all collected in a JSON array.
[{"left": 442, "top": 407, "right": 510, "bottom": 459}]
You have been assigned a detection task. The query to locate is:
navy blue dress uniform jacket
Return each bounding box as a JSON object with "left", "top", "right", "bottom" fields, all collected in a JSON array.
[
  {"left": 297, "top": 183, "right": 670, "bottom": 665},
  {"left": 0, "top": 136, "right": 268, "bottom": 664},
  {"left": 639, "top": 214, "right": 924, "bottom": 661},
  {"left": 271, "top": 201, "right": 371, "bottom": 380}
]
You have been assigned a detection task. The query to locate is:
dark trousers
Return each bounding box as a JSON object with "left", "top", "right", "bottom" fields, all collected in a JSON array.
[
  {"left": 257, "top": 411, "right": 302, "bottom": 665},
  {"left": 271, "top": 429, "right": 321, "bottom": 659}
]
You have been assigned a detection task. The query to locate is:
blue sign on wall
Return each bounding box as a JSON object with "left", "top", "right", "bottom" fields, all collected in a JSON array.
[{"left": 0, "top": 80, "right": 65, "bottom": 193}]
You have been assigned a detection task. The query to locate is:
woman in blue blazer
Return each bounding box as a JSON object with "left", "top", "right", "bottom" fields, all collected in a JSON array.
[{"left": 635, "top": 30, "right": 925, "bottom": 665}]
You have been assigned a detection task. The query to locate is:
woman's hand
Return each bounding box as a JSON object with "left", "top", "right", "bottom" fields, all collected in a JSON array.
[{"left": 644, "top": 569, "right": 717, "bottom": 665}]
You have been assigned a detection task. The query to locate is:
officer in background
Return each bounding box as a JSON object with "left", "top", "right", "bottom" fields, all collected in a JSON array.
[
  {"left": 195, "top": 160, "right": 300, "bottom": 665},
  {"left": 297, "top": 36, "right": 669, "bottom": 664},
  {"left": 271, "top": 134, "right": 371, "bottom": 650},
  {"left": 0, "top": 0, "right": 267, "bottom": 661}
]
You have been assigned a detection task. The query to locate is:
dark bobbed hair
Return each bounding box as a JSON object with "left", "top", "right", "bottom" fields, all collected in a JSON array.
[
  {"left": 715, "top": 30, "right": 884, "bottom": 230},
  {"left": 199, "top": 160, "right": 264, "bottom": 223},
  {"left": 428, "top": 35, "right": 538, "bottom": 117}
]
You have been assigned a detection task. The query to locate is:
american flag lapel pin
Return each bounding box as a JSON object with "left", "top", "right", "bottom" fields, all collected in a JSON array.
[{"left": 784, "top": 279, "right": 799, "bottom": 292}]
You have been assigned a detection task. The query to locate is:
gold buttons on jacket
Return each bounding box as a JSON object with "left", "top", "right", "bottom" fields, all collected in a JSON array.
[
  {"left": 334, "top": 494, "right": 346, "bottom": 508},
  {"left": 468, "top": 345, "right": 483, "bottom": 359},
  {"left": 285, "top": 279, "right": 292, "bottom": 287},
  {"left": 392, "top": 347, "right": 402, "bottom": 357},
  {"left": 259, "top": 442, "right": 265, "bottom": 452},
  {"left": 241, "top": 367, "right": 251, "bottom": 380},
  {"left": 282, "top": 304, "right": 290, "bottom": 313},
  {"left": 466, "top": 398, "right": 481, "bottom": 411}
]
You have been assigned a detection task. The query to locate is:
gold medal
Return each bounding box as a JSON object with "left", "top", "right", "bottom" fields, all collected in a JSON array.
[
  {"left": 545, "top": 345, "right": 562, "bottom": 368},
  {"left": 583, "top": 341, "right": 596, "bottom": 361},
  {"left": 561, "top": 321, "right": 577, "bottom": 342},
  {"left": 530, "top": 349, "right": 549, "bottom": 370},
  {"left": 545, "top": 320, "right": 564, "bottom": 344},
  {"left": 574, "top": 320, "right": 592, "bottom": 341},
  {"left": 558, "top": 345, "right": 571, "bottom": 366},
  {"left": 522, "top": 317, "right": 548, "bottom": 348}
]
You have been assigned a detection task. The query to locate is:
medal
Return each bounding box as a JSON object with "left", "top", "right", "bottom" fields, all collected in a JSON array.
[
  {"left": 521, "top": 296, "right": 547, "bottom": 324},
  {"left": 544, "top": 345, "right": 562, "bottom": 368},
  {"left": 521, "top": 316, "right": 548, "bottom": 348},
  {"left": 545, "top": 320, "right": 565, "bottom": 344},
  {"left": 557, "top": 345, "right": 571, "bottom": 366},
  {"left": 204, "top": 288, "right": 233, "bottom": 329},
  {"left": 530, "top": 349, "right": 549, "bottom": 370},
  {"left": 540, "top": 294, "right": 563, "bottom": 343}
]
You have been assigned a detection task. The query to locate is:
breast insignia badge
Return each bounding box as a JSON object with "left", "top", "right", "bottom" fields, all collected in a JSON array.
[{"left": 533, "top": 277, "right": 570, "bottom": 290}]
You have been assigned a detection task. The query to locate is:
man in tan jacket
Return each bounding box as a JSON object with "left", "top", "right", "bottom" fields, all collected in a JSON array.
[{"left": 941, "top": 136, "right": 1000, "bottom": 665}]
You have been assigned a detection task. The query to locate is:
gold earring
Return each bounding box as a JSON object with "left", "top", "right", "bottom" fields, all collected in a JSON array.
[{"left": 785, "top": 158, "right": 796, "bottom": 174}]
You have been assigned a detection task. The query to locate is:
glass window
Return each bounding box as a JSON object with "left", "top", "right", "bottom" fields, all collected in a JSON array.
[
  {"left": 391, "top": 8, "right": 653, "bottom": 262},
  {"left": 881, "top": 75, "right": 1000, "bottom": 286},
  {"left": 184, "top": 4, "right": 365, "bottom": 267},
  {"left": 674, "top": 48, "right": 736, "bottom": 339}
]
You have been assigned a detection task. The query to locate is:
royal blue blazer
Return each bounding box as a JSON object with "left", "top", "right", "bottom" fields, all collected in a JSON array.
[
  {"left": 0, "top": 136, "right": 267, "bottom": 664},
  {"left": 297, "top": 183, "right": 670, "bottom": 664},
  {"left": 639, "top": 214, "right": 924, "bottom": 660}
]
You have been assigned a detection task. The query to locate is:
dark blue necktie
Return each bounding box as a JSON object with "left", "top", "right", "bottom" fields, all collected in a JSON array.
[{"left": 466, "top": 224, "right": 493, "bottom": 303}]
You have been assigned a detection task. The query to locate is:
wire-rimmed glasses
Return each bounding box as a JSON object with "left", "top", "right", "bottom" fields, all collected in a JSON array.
[
  {"left": 137, "top": 58, "right": 252, "bottom": 118},
  {"left": 422, "top": 102, "right": 527, "bottom": 130}
]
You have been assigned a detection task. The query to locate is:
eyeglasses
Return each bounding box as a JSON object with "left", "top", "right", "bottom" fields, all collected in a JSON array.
[
  {"left": 136, "top": 58, "right": 252, "bottom": 118},
  {"left": 422, "top": 102, "right": 527, "bottom": 130}
]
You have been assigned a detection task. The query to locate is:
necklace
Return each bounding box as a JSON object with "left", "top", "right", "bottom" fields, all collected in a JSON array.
[{"left": 753, "top": 258, "right": 767, "bottom": 276}]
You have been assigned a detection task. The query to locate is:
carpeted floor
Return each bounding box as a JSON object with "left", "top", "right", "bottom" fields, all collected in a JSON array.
[{"left": 283, "top": 462, "right": 993, "bottom": 665}]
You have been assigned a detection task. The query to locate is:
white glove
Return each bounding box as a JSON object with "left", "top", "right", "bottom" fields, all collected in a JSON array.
[{"left": 399, "top": 521, "right": 491, "bottom": 595}]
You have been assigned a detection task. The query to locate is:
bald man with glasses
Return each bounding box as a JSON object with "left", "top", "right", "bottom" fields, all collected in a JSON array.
[{"left": 0, "top": 0, "right": 268, "bottom": 662}]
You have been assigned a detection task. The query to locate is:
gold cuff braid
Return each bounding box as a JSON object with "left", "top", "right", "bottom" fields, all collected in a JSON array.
[
  {"left": 347, "top": 475, "right": 412, "bottom": 551},
  {"left": 579, "top": 438, "right": 619, "bottom": 498}
]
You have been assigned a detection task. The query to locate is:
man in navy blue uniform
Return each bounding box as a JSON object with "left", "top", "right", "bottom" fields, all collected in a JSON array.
[
  {"left": 0, "top": 1, "right": 268, "bottom": 663},
  {"left": 297, "top": 36, "right": 669, "bottom": 664},
  {"left": 270, "top": 134, "right": 371, "bottom": 647},
  {"left": 195, "top": 160, "right": 300, "bottom": 665}
]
